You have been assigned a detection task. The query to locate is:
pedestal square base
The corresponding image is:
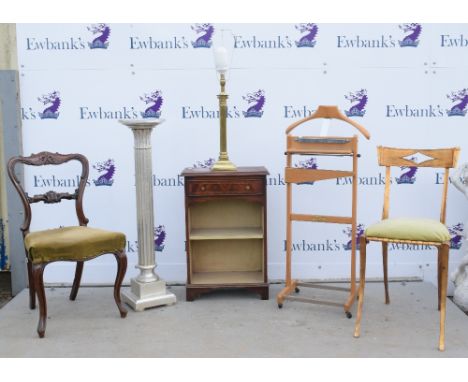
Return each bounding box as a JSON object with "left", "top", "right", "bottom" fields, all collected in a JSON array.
[{"left": 122, "top": 278, "right": 176, "bottom": 312}]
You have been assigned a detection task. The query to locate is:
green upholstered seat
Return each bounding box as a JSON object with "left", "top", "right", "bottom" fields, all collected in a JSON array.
[
  {"left": 25, "top": 226, "right": 126, "bottom": 264},
  {"left": 365, "top": 218, "right": 450, "bottom": 243}
]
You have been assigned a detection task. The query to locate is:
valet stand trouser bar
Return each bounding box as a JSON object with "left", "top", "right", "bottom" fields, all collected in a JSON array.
[{"left": 277, "top": 135, "right": 359, "bottom": 318}]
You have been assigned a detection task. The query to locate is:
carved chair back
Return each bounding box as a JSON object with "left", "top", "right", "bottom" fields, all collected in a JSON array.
[
  {"left": 377, "top": 146, "right": 460, "bottom": 224},
  {"left": 7, "top": 152, "right": 89, "bottom": 238}
]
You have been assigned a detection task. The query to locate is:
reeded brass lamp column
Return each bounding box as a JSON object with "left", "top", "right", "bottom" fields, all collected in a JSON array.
[{"left": 212, "top": 46, "right": 236, "bottom": 171}]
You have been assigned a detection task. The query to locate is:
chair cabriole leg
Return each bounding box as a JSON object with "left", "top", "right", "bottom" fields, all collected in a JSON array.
[
  {"left": 70, "top": 261, "right": 84, "bottom": 301},
  {"left": 32, "top": 263, "right": 47, "bottom": 338},
  {"left": 114, "top": 250, "right": 128, "bottom": 318},
  {"left": 27, "top": 259, "right": 36, "bottom": 309}
]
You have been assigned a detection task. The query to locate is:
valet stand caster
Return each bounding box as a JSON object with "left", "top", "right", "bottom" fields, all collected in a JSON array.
[
  {"left": 345, "top": 311, "right": 352, "bottom": 319},
  {"left": 278, "top": 303, "right": 283, "bottom": 309},
  {"left": 295, "top": 287, "right": 300, "bottom": 293}
]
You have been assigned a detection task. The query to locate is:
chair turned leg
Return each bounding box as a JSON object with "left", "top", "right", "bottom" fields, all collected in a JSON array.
[
  {"left": 354, "top": 236, "right": 368, "bottom": 338},
  {"left": 113, "top": 250, "right": 128, "bottom": 318},
  {"left": 438, "top": 243, "right": 449, "bottom": 351},
  {"left": 69, "top": 261, "right": 84, "bottom": 301},
  {"left": 32, "top": 264, "right": 47, "bottom": 338},
  {"left": 437, "top": 248, "right": 442, "bottom": 311},
  {"left": 382, "top": 242, "right": 390, "bottom": 304},
  {"left": 27, "top": 259, "right": 36, "bottom": 309}
]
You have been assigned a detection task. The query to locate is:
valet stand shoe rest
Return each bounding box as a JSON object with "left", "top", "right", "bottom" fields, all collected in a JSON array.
[
  {"left": 276, "top": 105, "right": 371, "bottom": 318},
  {"left": 7, "top": 152, "right": 128, "bottom": 338}
]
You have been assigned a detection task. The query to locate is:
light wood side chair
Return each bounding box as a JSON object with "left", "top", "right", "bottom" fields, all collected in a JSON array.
[{"left": 353, "top": 146, "right": 460, "bottom": 351}]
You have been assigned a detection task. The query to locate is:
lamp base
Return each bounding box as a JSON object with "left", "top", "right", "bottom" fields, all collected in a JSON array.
[
  {"left": 122, "top": 278, "right": 176, "bottom": 312},
  {"left": 212, "top": 159, "right": 237, "bottom": 171}
]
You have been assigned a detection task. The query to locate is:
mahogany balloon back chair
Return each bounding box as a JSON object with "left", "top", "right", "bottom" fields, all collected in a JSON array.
[
  {"left": 8, "top": 151, "right": 128, "bottom": 338},
  {"left": 353, "top": 146, "right": 460, "bottom": 351}
]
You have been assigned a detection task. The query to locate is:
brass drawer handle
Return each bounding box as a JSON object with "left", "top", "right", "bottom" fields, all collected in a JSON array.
[
  {"left": 200, "top": 185, "right": 206, "bottom": 191},
  {"left": 245, "top": 185, "right": 251, "bottom": 191}
]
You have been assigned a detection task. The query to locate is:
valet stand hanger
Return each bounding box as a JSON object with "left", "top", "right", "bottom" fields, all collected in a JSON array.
[{"left": 277, "top": 105, "right": 370, "bottom": 318}]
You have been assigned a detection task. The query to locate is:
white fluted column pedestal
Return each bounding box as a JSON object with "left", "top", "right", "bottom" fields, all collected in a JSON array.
[{"left": 119, "top": 119, "right": 176, "bottom": 311}]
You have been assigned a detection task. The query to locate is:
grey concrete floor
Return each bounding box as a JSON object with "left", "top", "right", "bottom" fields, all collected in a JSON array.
[{"left": 0, "top": 281, "right": 467, "bottom": 357}]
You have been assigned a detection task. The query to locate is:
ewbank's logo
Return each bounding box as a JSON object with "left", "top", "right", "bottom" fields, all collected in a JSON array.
[
  {"left": 154, "top": 225, "right": 166, "bottom": 252},
  {"left": 395, "top": 158, "right": 417, "bottom": 184},
  {"left": 446, "top": 88, "right": 468, "bottom": 117},
  {"left": 87, "top": 24, "right": 111, "bottom": 49},
  {"left": 191, "top": 23, "right": 214, "bottom": 48},
  {"left": 140, "top": 91, "right": 163, "bottom": 118},
  {"left": 193, "top": 158, "right": 215, "bottom": 169},
  {"left": 399, "top": 23, "right": 422, "bottom": 47},
  {"left": 37, "top": 91, "right": 61, "bottom": 119},
  {"left": 345, "top": 89, "right": 367, "bottom": 117},
  {"left": 385, "top": 90, "right": 465, "bottom": 118},
  {"left": 295, "top": 23, "right": 318, "bottom": 48},
  {"left": 342, "top": 224, "right": 365, "bottom": 250},
  {"left": 449, "top": 223, "right": 464, "bottom": 250},
  {"left": 294, "top": 157, "right": 318, "bottom": 185},
  {"left": 243, "top": 90, "right": 265, "bottom": 118},
  {"left": 93, "top": 159, "right": 115, "bottom": 186},
  {"left": 441, "top": 34, "right": 468, "bottom": 48}
]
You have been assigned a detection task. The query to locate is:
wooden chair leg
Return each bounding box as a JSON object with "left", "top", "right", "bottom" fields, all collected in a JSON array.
[
  {"left": 344, "top": 221, "right": 357, "bottom": 314},
  {"left": 382, "top": 242, "right": 390, "bottom": 304},
  {"left": 32, "top": 264, "right": 47, "bottom": 338},
  {"left": 354, "top": 236, "right": 367, "bottom": 338},
  {"left": 113, "top": 250, "right": 128, "bottom": 318},
  {"left": 27, "top": 259, "right": 36, "bottom": 309},
  {"left": 285, "top": 183, "right": 292, "bottom": 288},
  {"left": 69, "top": 261, "right": 84, "bottom": 301},
  {"left": 437, "top": 248, "right": 442, "bottom": 311},
  {"left": 438, "top": 243, "right": 449, "bottom": 351}
]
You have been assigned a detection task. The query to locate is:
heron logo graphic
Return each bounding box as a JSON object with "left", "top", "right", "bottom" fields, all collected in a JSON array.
[
  {"left": 446, "top": 88, "right": 468, "bottom": 117},
  {"left": 294, "top": 157, "right": 318, "bottom": 185},
  {"left": 140, "top": 90, "right": 164, "bottom": 119},
  {"left": 93, "top": 159, "right": 115, "bottom": 187},
  {"left": 395, "top": 158, "right": 418, "bottom": 184},
  {"left": 342, "top": 224, "right": 365, "bottom": 250},
  {"left": 154, "top": 225, "right": 166, "bottom": 252},
  {"left": 398, "top": 23, "right": 422, "bottom": 47},
  {"left": 295, "top": 23, "right": 318, "bottom": 48},
  {"left": 87, "top": 23, "right": 111, "bottom": 49},
  {"left": 191, "top": 24, "right": 214, "bottom": 48},
  {"left": 344, "top": 89, "right": 367, "bottom": 117},
  {"left": 37, "top": 91, "right": 61, "bottom": 119},
  {"left": 193, "top": 158, "right": 216, "bottom": 169},
  {"left": 243, "top": 90, "right": 265, "bottom": 118},
  {"left": 449, "top": 223, "right": 463, "bottom": 250}
]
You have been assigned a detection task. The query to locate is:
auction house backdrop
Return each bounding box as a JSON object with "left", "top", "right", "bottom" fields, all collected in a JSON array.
[{"left": 13, "top": 23, "right": 468, "bottom": 289}]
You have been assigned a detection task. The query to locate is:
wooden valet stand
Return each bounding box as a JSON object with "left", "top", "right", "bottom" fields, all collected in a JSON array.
[{"left": 277, "top": 105, "right": 370, "bottom": 318}]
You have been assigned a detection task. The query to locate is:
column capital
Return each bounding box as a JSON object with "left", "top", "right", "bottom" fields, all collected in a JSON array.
[{"left": 118, "top": 119, "right": 165, "bottom": 131}]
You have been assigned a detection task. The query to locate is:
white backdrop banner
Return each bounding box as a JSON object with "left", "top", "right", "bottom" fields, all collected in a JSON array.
[{"left": 15, "top": 23, "right": 468, "bottom": 289}]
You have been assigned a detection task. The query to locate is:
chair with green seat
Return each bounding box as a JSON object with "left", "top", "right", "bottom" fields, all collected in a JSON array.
[
  {"left": 353, "top": 146, "right": 460, "bottom": 351},
  {"left": 7, "top": 151, "right": 128, "bottom": 338}
]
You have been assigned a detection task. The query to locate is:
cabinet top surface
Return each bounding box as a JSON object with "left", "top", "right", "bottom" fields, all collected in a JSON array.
[{"left": 181, "top": 166, "right": 269, "bottom": 177}]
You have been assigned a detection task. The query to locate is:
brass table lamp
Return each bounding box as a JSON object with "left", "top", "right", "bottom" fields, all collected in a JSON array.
[{"left": 212, "top": 46, "right": 236, "bottom": 171}]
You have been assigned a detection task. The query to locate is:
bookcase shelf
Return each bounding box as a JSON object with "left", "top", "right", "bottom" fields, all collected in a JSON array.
[
  {"left": 189, "top": 227, "right": 264, "bottom": 240},
  {"left": 181, "top": 167, "right": 269, "bottom": 301}
]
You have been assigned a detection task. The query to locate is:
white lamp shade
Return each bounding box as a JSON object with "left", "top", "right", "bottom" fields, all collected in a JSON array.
[
  {"left": 214, "top": 46, "right": 229, "bottom": 73},
  {"left": 212, "top": 28, "right": 234, "bottom": 75}
]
